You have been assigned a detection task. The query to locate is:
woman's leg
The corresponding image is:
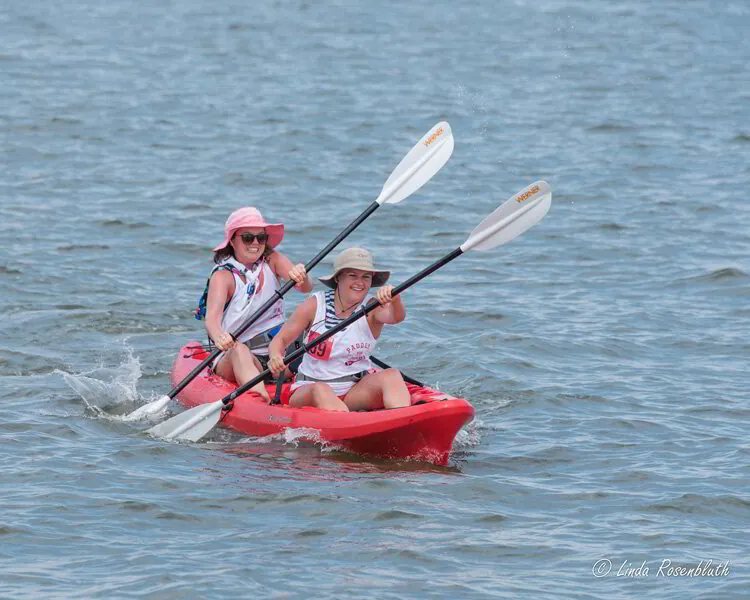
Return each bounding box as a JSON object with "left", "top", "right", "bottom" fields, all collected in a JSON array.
[
  {"left": 343, "top": 368, "right": 411, "bottom": 411},
  {"left": 289, "top": 383, "right": 349, "bottom": 412},
  {"left": 214, "top": 345, "right": 271, "bottom": 401}
]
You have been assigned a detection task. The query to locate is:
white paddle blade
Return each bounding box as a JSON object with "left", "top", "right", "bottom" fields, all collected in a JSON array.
[
  {"left": 375, "top": 121, "right": 454, "bottom": 205},
  {"left": 123, "top": 395, "right": 171, "bottom": 421},
  {"left": 147, "top": 401, "right": 223, "bottom": 441},
  {"left": 461, "top": 181, "right": 552, "bottom": 252}
]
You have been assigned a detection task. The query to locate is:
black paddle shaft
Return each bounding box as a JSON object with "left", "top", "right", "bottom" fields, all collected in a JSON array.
[
  {"left": 167, "top": 201, "right": 381, "bottom": 400},
  {"left": 221, "top": 246, "right": 464, "bottom": 407},
  {"left": 369, "top": 356, "right": 424, "bottom": 387}
]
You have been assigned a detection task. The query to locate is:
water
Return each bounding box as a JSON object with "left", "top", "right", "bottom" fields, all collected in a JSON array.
[{"left": 2, "top": 0, "right": 749, "bottom": 597}]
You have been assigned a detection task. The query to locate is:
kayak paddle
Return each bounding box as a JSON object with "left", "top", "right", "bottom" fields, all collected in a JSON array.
[
  {"left": 148, "top": 181, "right": 552, "bottom": 442},
  {"left": 126, "top": 121, "right": 454, "bottom": 420},
  {"left": 369, "top": 355, "right": 424, "bottom": 387}
]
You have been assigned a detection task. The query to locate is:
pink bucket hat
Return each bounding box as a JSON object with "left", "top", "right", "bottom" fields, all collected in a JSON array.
[{"left": 213, "top": 207, "right": 284, "bottom": 251}]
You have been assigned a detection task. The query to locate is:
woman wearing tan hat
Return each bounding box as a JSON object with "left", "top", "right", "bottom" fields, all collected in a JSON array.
[
  {"left": 195, "top": 206, "right": 312, "bottom": 401},
  {"left": 268, "top": 247, "right": 410, "bottom": 412}
]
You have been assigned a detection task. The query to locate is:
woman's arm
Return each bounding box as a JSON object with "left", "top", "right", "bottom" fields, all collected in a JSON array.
[
  {"left": 371, "top": 285, "right": 406, "bottom": 325},
  {"left": 366, "top": 285, "right": 406, "bottom": 338},
  {"left": 205, "top": 270, "right": 236, "bottom": 350},
  {"left": 268, "top": 251, "right": 313, "bottom": 293},
  {"left": 267, "top": 295, "right": 317, "bottom": 376}
]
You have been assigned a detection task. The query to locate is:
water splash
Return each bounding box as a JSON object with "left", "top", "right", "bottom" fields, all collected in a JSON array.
[
  {"left": 57, "top": 346, "right": 161, "bottom": 421},
  {"left": 454, "top": 419, "right": 482, "bottom": 449},
  {"left": 236, "top": 432, "right": 287, "bottom": 445},
  {"left": 282, "top": 427, "right": 343, "bottom": 454},
  {"left": 455, "top": 84, "right": 490, "bottom": 139}
]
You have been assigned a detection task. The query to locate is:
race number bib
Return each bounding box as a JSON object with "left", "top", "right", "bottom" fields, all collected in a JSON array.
[{"left": 306, "top": 330, "right": 332, "bottom": 361}]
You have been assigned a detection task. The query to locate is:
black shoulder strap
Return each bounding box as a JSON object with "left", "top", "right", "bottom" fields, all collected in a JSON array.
[
  {"left": 194, "top": 264, "right": 243, "bottom": 321},
  {"left": 270, "top": 332, "right": 305, "bottom": 406},
  {"left": 271, "top": 371, "right": 286, "bottom": 406}
]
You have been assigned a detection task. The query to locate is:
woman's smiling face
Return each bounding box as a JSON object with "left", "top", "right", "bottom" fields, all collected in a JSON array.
[
  {"left": 230, "top": 227, "right": 267, "bottom": 263},
  {"left": 336, "top": 268, "right": 373, "bottom": 302}
]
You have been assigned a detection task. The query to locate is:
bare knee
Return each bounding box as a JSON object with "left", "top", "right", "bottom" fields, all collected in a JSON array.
[
  {"left": 382, "top": 369, "right": 410, "bottom": 409},
  {"left": 311, "top": 383, "right": 348, "bottom": 412},
  {"left": 381, "top": 368, "right": 407, "bottom": 392},
  {"left": 231, "top": 344, "right": 251, "bottom": 360},
  {"left": 383, "top": 368, "right": 405, "bottom": 383},
  {"left": 232, "top": 345, "right": 263, "bottom": 371},
  {"left": 311, "top": 383, "right": 335, "bottom": 403}
]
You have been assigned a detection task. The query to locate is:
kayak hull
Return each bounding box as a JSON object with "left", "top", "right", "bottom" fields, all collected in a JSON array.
[{"left": 171, "top": 343, "right": 475, "bottom": 465}]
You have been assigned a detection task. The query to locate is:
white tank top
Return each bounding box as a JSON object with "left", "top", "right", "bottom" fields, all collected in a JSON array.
[
  {"left": 216, "top": 257, "right": 284, "bottom": 351},
  {"left": 296, "top": 291, "right": 377, "bottom": 381}
]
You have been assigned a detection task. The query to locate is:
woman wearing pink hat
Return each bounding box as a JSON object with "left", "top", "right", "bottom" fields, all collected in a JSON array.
[
  {"left": 196, "top": 206, "right": 312, "bottom": 401},
  {"left": 267, "top": 247, "right": 410, "bottom": 412}
]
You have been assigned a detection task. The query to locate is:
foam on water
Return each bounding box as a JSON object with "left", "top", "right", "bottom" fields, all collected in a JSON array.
[{"left": 57, "top": 346, "right": 165, "bottom": 421}]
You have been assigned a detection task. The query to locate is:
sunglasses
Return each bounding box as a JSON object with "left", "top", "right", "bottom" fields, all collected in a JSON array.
[{"left": 238, "top": 232, "right": 268, "bottom": 244}]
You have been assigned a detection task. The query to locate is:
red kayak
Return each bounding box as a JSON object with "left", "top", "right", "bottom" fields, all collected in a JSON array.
[{"left": 171, "top": 343, "right": 474, "bottom": 465}]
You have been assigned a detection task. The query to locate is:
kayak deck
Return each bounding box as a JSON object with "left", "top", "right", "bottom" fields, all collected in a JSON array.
[{"left": 171, "top": 343, "right": 475, "bottom": 464}]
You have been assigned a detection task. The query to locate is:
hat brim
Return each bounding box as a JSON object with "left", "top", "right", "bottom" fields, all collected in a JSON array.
[
  {"left": 213, "top": 223, "right": 284, "bottom": 252},
  {"left": 318, "top": 269, "right": 390, "bottom": 289}
]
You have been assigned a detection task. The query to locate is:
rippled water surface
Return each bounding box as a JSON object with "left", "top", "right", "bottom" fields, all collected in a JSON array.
[{"left": 2, "top": 1, "right": 749, "bottom": 598}]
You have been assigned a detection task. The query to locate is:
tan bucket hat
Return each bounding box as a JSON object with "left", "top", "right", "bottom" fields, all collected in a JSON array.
[{"left": 318, "top": 247, "right": 391, "bottom": 289}]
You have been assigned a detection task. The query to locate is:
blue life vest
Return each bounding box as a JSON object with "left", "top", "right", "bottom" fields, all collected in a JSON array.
[{"left": 193, "top": 263, "right": 247, "bottom": 321}]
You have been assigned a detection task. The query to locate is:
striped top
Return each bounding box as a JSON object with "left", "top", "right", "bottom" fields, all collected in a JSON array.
[
  {"left": 294, "top": 291, "right": 377, "bottom": 386},
  {"left": 323, "top": 289, "right": 347, "bottom": 328}
]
